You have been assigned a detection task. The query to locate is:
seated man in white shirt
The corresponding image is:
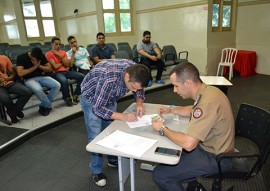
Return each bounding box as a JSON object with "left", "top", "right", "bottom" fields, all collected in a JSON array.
[{"left": 66, "top": 36, "right": 94, "bottom": 75}]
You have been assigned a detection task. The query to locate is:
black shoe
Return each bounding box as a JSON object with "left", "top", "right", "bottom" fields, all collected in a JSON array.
[
  {"left": 39, "top": 106, "right": 51, "bottom": 116},
  {"left": 108, "top": 161, "right": 118, "bottom": 168},
  {"left": 92, "top": 173, "right": 107, "bottom": 187},
  {"left": 64, "top": 98, "right": 73, "bottom": 107},
  {"left": 187, "top": 182, "right": 206, "bottom": 191},
  {"left": 7, "top": 111, "right": 19, "bottom": 124},
  {"left": 17, "top": 111, "right": 25, "bottom": 118}
]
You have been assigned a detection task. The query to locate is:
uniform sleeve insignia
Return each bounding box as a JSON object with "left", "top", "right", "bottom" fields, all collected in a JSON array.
[{"left": 193, "top": 108, "right": 203, "bottom": 119}]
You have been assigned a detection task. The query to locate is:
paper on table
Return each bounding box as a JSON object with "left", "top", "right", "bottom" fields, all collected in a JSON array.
[
  {"left": 126, "top": 114, "right": 158, "bottom": 128},
  {"left": 96, "top": 130, "right": 158, "bottom": 157}
]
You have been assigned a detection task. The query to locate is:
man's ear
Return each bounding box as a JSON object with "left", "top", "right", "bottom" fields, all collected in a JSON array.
[{"left": 184, "top": 80, "right": 191, "bottom": 87}]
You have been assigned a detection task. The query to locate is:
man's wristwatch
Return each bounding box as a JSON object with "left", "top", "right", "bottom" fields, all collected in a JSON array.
[{"left": 159, "top": 125, "right": 167, "bottom": 136}]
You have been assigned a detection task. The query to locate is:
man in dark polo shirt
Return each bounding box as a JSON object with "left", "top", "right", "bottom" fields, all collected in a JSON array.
[{"left": 91, "top": 32, "right": 115, "bottom": 64}]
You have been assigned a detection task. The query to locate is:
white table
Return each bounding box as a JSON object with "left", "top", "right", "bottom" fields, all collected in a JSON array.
[
  {"left": 200, "top": 76, "right": 233, "bottom": 94},
  {"left": 86, "top": 103, "right": 189, "bottom": 191}
]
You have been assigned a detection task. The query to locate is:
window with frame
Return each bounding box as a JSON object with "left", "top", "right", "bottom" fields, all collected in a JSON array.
[
  {"left": 212, "top": 0, "right": 234, "bottom": 32},
  {"left": 21, "top": 0, "right": 56, "bottom": 39},
  {"left": 102, "top": 0, "right": 133, "bottom": 35}
]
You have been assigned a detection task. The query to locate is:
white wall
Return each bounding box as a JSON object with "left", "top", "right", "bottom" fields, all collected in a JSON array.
[{"left": 236, "top": 2, "right": 270, "bottom": 75}]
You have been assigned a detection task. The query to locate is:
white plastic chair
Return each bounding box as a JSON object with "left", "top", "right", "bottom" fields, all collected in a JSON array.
[{"left": 216, "top": 48, "right": 238, "bottom": 80}]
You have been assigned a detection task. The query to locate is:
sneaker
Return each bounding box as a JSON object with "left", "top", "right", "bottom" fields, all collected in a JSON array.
[
  {"left": 72, "top": 95, "right": 79, "bottom": 105},
  {"left": 38, "top": 106, "right": 51, "bottom": 116},
  {"left": 17, "top": 111, "right": 25, "bottom": 118},
  {"left": 148, "top": 80, "right": 152, "bottom": 87},
  {"left": 92, "top": 173, "right": 107, "bottom": 187},
  {"left": 7, "top": 111, "right": 19, "bottom": 124},
  {"left": 155, "top": 79, "right": 165, "bottom": 85},
  {"left": 64, "top": 98, "right": 73, "bottom": 107},
  {"left": 108, "top": 161, "right": 118, "bottom": 168}
]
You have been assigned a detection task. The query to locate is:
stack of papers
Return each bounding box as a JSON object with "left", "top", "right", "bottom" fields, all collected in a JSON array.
[{"left": 96, "top": 130, "right": 157, "bottom": 157}]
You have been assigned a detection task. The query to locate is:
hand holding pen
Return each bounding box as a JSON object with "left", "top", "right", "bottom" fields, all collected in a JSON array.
[{"left": 158, "top": 105, "right": 173, "bottom": 117}]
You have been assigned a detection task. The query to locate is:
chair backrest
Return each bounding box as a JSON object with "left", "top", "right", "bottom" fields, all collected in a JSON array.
[
  {"left": 9, "top": 49, "right": 28, "bottom": 64},
  {"left": 0, "top": 42, "right": 9, "bottom": 48},
  {"left": 235, "top": 103, "right": 270, "bottom": 175},
  {"left": 107, "top": 43, "right": 117, "bottom": 51},
  {"left": 114, "top": 50, "right": 130, "bottom": 60},
  {"left": 44, "top": 41, "right": 51, "bottom": 46},
  {"left": 118, "top": 45, "right": 133, "bottom": 59},
  {"left": 162, "top": 45, "right": 177, "bottom": 61},
  {"left": 220, "top": 48, "right": 238, "bottom": 64},
  {"left": 117, "top": 42, "right": 130, "bottom": 49},
  {"left": 29, "top": 42, "right": 42, "bottom": 46}
]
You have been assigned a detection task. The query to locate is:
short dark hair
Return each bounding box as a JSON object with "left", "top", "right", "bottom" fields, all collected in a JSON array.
[
  {"left": 96, "top": 32, "right": 105, "bottom": 39},
  {"left": 51, "top": 37, "right": 60, "bottom": 43},
  {"left": 30, "top": 47, "right": 43, "bottom": 60},
  {"left": 67, "top": 36, "right": 75, "bottom": 42},
  {"left": 143, "top": 31, "right": 151, "bottom": 37},
  {"left": 126, "top": 64, "right": 150, "bottom": 88},
  {"left": 170, "top": 62, "right": 202, "bottom": 83}
]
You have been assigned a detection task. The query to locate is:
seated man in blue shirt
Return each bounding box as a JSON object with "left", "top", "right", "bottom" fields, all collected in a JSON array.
[
  {"left": 91, "top": 32, "right": 115, "bottom": 64},
  {"left": 80, "top": 59, "right": 150, "bottom": 187},
  {"left": 137, "top": 30, "right": 165, "bottom": 87}
]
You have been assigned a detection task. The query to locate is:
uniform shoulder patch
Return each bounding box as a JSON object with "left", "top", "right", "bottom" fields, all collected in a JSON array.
[{"left": 193, "top": 108, "right": 203, "bottom": 119}]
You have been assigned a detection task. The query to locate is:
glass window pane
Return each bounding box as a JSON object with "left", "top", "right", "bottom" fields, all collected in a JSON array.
[
  {"left": 22, "top": 0, "right": 36, "bottom": 17},
  {"left": 42, "top": 20, "right": 56, "bottom": 36},
  {"left": 102, "top": 0, "right": 114, "bottom": 9},
  {"left": 104, "top": 13, "right": 116, "bottom": 33},
  {"left": 222, "top": 5, "right": 231, "bottom": 27},
  {"left": 25, "top": 19, "right": 40, "bottom": 37},
  {"left": 212, "top": 4, "right": 219, "bottom": 27},
  {"left": 40, "top": 0, "right": 53, "bottom": 17},
  {"left": 6, "top": 25, "right": 20, "bottom": 39},
  {"left": 119, "top": 0, "right": 130, "bottom": 9},
  {"left": 120, "top": 13, "right": 131, "bottom": 32}
]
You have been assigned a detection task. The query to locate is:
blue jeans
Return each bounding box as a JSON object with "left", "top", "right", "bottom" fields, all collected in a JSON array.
[
  {"left": 81, "top": 96, "right": 118, "bottom": 175},
  {"left": 0, "top": 82, "right": 32, "bottom": 116},
  {"left": 53, "top": 71, "right": 85, "bottom": 99},
  {"left": 152, "top": 146, "right": 232, "bottom": 191},
  {"left": 24, "top": 76, "right": 61, "bottom": 108}
]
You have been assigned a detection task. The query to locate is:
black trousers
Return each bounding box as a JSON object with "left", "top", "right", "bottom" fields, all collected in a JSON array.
[
  {"left": 0, "top": 82, "right": 32, "bottom": 116},
  {"left": 140, "top": 57, "right": 165, "bottom": 81}
]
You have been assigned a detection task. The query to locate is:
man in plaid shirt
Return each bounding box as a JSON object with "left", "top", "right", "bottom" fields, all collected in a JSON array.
[{"left": 81, "top": 58, "right": 150, "bottom": 187}]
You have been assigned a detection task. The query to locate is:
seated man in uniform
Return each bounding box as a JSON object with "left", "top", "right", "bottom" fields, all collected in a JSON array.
[
  {"left": 0, "top": 55, "right": 32, "bottom": 123},
  {"left": 66, "top": 36, "right": 94, "bottom": 75},
  {"left": 46, "top": 37, "right": 85, "bottom": 106},
  {"left": 91, "top": 32, "right": 115, "bottom": 64},
  {"left": 151, "top": 62, "right": 235, "bottom": 191}
]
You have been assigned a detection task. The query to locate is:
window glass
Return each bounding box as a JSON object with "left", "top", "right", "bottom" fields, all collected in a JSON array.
[
  {"left": 6, "top": 25, "right": 20, "bottom": 39},
  {"left": 212, "top": 4, "right": 219, "bottom": 27},
  {"left": 222, "top": 5, "right": 231, "bottom": 27},
  {"left": 104, "top": 13, "right": 116, "bottom": 33},
  {"left": 40, "top": 0, "right": 53, "bottom": 17},
  {"left": 25, "top": 19, "right": 40, "bottom": 37},
  {"left": 102, "top": 0, "right": 114, "bottom": 9},
  {"left": 42, "top": 20, "right": 56, "bottom": 36},
  {"left": 120, "top": 13, "right": 131, "bottom": 32},
  {"left": 119, "top": 0, "right": 130, "bottom": 9},
  {"left": 22, "top": 0, "right": 36, "bottom": 17}
]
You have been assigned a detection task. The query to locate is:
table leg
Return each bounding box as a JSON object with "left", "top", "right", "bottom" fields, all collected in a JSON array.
[
  {"left": 118, "top": 156, "right": 130, "bottom": 191},
  {"left": 130, "top": 158, "right": 135, "bottom": 191}
]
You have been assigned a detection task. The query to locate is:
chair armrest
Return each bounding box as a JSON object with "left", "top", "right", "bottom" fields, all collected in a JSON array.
[
  {"left": 216, "top": 152, "right": 260, "bottom": 180},
  {"left": 178, "top": 51, "right": 188, "bottom": 60}
]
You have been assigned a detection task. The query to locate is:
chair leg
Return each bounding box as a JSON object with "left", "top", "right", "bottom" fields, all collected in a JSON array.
[
  {"left": 229, "top": 66, "right": 233, "bottom": 80},
  {"left": 216, "top": 65, "right": 220, "bottom": 76}
]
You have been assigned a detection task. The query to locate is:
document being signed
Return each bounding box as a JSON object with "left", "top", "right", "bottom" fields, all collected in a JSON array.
[{"left": 126, "top": 114, "right": 158, "bottom": 128}]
